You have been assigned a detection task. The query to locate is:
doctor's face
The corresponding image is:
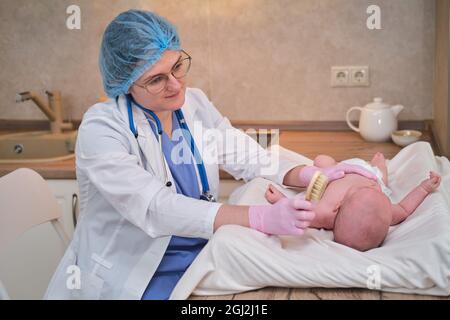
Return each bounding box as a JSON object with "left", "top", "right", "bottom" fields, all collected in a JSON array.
[{"left": 129, "top": 50, "right": 188, "bottom": 112}]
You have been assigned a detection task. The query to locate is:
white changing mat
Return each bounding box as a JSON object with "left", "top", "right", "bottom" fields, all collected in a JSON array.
[{"left": 171, "top": 142, "right": 450, "bottom": 299}]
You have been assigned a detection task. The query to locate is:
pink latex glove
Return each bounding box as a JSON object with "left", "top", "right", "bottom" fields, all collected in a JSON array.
[
  {"left": 249, "top": 195, "right": 315, "bottom": 236},
  {"left": 298, "top": 163, "right": 378, "bottom": 187}
]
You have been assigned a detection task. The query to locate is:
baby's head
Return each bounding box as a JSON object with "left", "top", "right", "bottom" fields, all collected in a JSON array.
[{"left": 334, "top": 186, "right": 392, "bottom": 252}]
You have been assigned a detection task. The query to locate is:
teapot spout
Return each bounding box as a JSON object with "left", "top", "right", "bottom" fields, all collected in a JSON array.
[{"left": 391, "top": 104, "right": 404, "bottom": 117}]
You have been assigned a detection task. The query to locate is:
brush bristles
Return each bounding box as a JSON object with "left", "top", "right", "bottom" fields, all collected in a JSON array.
[{"left": 305, "top": 172, "right": 329, "bottom": 201}]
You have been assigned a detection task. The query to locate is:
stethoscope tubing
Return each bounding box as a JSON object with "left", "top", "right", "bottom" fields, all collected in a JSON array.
[{"left": 124, "top": 94, "right": 214, "bottom": 201}]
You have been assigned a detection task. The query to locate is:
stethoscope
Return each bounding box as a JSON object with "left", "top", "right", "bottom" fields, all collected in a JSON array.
[{"left": 124, "top": 94, "right": 216, "bottom": 202}]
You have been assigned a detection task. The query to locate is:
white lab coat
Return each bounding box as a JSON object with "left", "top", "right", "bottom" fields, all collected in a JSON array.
[{"left": 44, "top": 88, "right": 300, "bottom": 299}]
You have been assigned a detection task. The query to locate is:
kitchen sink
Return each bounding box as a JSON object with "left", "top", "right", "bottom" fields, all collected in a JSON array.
[{"left": 0, "top": 131, "right": 77, "bottom": 163}]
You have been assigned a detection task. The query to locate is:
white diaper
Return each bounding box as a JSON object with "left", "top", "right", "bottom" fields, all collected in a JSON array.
[{"left": 341, "top": 158, "right": 392, "bottom": 200}]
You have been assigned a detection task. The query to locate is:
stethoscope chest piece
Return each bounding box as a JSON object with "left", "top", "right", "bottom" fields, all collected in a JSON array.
[{"left": 200, "top": 191, "right": 216, "bottom": 202}]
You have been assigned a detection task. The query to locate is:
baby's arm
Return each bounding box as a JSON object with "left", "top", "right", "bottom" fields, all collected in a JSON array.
[
  {"left": 265, "top": 183, "right": 336, "bottom": 229},
  {"left": 266, "top": 155, "right": 337, "bottom": 204},
  {"left": 391, "top": 171, "right": 441, "bottom": 225},
  {"left": 265, "top": 184, "right": 287, "bottom": 204},
  {"left": 314, "top": 155, "right": 337, "bottom": 168}
]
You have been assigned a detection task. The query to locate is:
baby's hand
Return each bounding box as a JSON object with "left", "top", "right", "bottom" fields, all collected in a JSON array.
[
  {"left": 420, "top": 171, "right": 441, "bottom": 193},
  {"left": 265, "top": 184, "right": 287, "bottom": 204}
]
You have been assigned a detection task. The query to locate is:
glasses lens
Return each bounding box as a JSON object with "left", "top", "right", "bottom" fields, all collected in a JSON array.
[
  {"left": 172, "top": 57, "right": 191, "bottom": 79},
  {"left": 144, "top": 52, "right": 191, "bottom": 94},
  {"left": 146, "top": 75, "right": 168, "bottom": 94}
]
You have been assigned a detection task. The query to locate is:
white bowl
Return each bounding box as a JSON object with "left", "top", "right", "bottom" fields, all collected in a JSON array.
[{"left": 391, "top": 130, "right": 422, "bottom": 147}]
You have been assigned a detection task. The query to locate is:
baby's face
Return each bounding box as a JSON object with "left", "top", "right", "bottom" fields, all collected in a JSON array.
[{"left": 334, "top": 187, "right": 392, "bottom": 251}]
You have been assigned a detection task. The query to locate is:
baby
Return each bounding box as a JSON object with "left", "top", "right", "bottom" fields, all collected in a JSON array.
[{"left": 265, "top": 152, "right": 441, "bottom": 251}]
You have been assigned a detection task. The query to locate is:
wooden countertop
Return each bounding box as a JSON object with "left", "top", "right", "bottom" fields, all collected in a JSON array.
[
  {"left": 280, "top": 130, "right": 436, "bottom": 161},
  {"left": 0, "top": 130, "right": 435, "bottom": 179},
  {"left": 0, "top": 157, "right": 76, "bottom": 179},
  {"left": 189, "top": 286, "right": 450, "bottom": 300}
]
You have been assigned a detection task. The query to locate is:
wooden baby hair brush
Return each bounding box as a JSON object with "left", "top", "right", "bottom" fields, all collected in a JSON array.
[{"left": 305, "top": 171, "right": 329, "bottom": 201}]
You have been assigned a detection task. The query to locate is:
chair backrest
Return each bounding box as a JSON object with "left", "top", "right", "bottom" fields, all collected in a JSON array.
[
  {"left": 0, "top": 168, "right": 69, "bottom": 299},
  {"left": 0, "top": 168, "right": 69, "bottom": 253}
]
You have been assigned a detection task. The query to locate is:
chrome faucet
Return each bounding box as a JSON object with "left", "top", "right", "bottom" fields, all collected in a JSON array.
[{"left": 15, "top": 91, "right": 73, "bottom": 134}]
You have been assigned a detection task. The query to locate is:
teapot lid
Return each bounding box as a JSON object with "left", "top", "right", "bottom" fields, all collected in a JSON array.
[{"left": 366, "top": 97, "right": 389, "bottom": 109}]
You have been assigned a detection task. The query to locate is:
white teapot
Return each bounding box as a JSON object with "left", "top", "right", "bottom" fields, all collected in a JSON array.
[{"left": 346, "top": 98, "right": 404, "bottom": 142}]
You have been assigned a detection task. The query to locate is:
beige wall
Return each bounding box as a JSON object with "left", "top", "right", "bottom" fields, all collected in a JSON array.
[
  {"left": 0, "top": 0, "right": 435, "bottom": 122},
  {"left": 434, "top": 0, "right": 449, "bottom": 156}
]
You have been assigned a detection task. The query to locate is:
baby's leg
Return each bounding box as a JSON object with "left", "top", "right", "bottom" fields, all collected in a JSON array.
[
  {"left": 265, "top": 184, "right": 287, "bottom": 204},
  {"left": 314, "top": 155, "right": 337, "bottom": 168},
  {"left": 370, "top": 152, "right": 388, "bottom": 185}
]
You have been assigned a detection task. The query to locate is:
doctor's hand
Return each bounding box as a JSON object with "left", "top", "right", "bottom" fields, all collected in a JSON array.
[
  {"left": 298, "top": 163, "right": 377, "bottom": 187},
  {"left": 248, "top": 195, "right": 315, "bottom": 236}
]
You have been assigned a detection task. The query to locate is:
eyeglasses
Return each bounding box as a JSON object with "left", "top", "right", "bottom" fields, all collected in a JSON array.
[{"left": 134, "top": 50, "right": 192, "bottom": 95}]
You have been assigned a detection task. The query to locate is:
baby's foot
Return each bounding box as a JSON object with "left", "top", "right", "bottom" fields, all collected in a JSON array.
[
  {"left": 265, "top": 184, "right": 287, "bottom": 204},
  {"left": 370, "top": 152, "right": 386, "bottom": 167},
  {"left": 420, "top": 171, "right": 441, "bottom": 193},
  {"left": 371, "top": 152, "right": 388, "bottom": 185}
]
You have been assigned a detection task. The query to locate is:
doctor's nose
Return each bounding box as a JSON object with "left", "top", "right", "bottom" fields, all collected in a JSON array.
[{"left": 165, "top": 74, "right": 182, "bottom": 92}]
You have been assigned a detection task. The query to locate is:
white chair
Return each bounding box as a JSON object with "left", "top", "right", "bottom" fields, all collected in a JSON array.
[
  {"left": 0, "top": 168, "right": 69, "bottom": 299},
  {"left": 0, "top": 280, "right": 9, "bottom": 300}
]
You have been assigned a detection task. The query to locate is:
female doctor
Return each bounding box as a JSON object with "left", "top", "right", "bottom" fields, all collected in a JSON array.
[{"left": 45, "top": 10, "right": 375, "bottom": 300}]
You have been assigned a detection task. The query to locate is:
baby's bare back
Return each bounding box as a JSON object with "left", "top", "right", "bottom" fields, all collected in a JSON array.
[{"left": 311, "top": 174, "right": 381, "bottom": 229}]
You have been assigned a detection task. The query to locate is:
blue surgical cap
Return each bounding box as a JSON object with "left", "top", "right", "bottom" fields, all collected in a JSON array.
[{"left": 99, "top": 10, "right": 181, "bottom": 98}]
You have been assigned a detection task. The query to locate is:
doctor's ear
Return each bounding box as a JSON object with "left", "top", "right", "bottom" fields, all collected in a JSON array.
[{"left": 127, "top": 87, "right": 137, "bottom": 97}]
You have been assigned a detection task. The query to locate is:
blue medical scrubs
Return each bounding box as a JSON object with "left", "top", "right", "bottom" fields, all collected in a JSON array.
[{"left": 141, "top": 111, "right": 208, "bottom": 300}]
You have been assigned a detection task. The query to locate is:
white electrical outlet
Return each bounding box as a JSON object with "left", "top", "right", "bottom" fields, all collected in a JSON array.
[
  {"left": 331, "top": 66, "right": 370, "bottom": 87},
  {"left": 349, "top": 66, "right": 370, "bottom": 86},
  {"left": 331, "top": 67, "right": 350, "bottom": 87}
]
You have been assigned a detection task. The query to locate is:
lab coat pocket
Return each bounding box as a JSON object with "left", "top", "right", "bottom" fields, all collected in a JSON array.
[
  {"left": 73, "top": 253, "right": 110, "bottom": 299},
  {"left": 76, "top": 273, "right": 105, "bottom": 300}
]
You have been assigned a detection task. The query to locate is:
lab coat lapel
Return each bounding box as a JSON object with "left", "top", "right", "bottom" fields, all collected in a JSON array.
[
  {"left": 135, "top": 112, "right": 166, "bottom": 182},
  {"left": 134, "top": 107, "right": 177, "bottom": 193},
  {"left": 181, "top": 102, "right": 220, "bottom": 198},
  {"left": 115, "top": 95, "right": 165, "bottom": 182}
]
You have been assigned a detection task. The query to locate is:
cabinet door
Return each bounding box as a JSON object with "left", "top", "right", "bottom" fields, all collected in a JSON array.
[{"left": 46, "top": 180, "right": 79, "bottom": 239}]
